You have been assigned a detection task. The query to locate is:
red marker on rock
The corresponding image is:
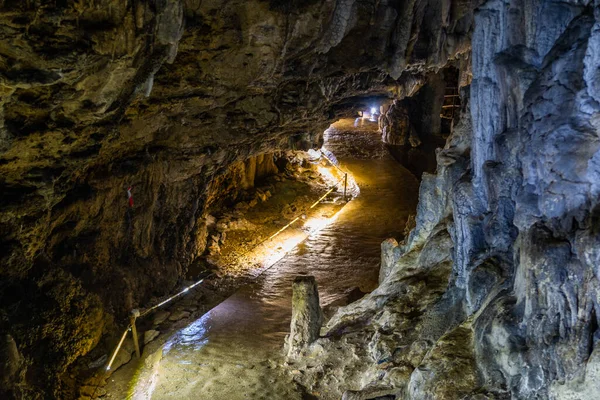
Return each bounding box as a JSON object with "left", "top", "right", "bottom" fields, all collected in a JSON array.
[{"left": 127, "top": 187, "right": 134, "bottom": 207}]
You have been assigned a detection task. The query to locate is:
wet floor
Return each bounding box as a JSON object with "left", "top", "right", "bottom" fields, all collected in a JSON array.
[{"left": 126, "top": 119, "right": 420, "bottom": 399}]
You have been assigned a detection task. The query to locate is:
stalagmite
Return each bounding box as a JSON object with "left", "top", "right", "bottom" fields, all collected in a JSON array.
[{"left": 286, "top": 276, "right": 323, "bottom": 357}]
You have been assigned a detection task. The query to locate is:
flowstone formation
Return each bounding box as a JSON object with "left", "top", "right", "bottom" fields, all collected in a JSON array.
[
  {"left": 0, "top": 1, "right": 472, "bottom": 398},
  {"left": 290, "top": 1, "right": 600, "bottom": 399}
]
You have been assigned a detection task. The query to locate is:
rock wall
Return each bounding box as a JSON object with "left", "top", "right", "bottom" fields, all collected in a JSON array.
[
  {"left": 0, "top": 1, "right": 472, "bottom": 398},
  {"left": 379, "top": 70, "right": 447, "bottom": 148},
  {"left": 294, "top": 1, "right": 600, "bottom": 399}
]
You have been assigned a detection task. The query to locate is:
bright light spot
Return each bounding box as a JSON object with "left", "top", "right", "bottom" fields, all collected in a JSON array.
[
  {"left": 304, "top": 211, "right": 342, "bottom": 234},
  {"left": 280, "top": 234, "right": 305, "bottom": 252},
  {"left": 303, "top": 216, "right": 330, "bottom": 232},
  {"left": 317, "top": 165, "right": 338, "bottom": 185},
  {"left": 371, "top": 107, "right": 377, "bottom": 114},
  {"left": 106, "top": 366, "right": 111, "bottom": 371},
  {"left": 307, "top": 149, "right": 321, "bottom": 159},
  {"left": 264, "top": 234, "right": 306, "bottom": 266},
  {"left": 183, "top": 287, "right": 189, "bottom": 293}
]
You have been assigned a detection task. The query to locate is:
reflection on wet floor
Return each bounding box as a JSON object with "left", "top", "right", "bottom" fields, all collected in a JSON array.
[{"left": 128, "top": 119, "right": 420, "bottom": 399}]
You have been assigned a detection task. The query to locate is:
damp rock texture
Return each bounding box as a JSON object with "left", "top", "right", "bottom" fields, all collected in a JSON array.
[
  {"left": 380, "top": 70, "right": 451, "bottom": 148},
  {"left": 286, "top": 276, "right": 324, "bottom": 357},
  {"left": 0, "top": 1, "right": 472, "bottom": 397},
  {"left": 292, "top": 1, "right": 600, "bottom": 399}
]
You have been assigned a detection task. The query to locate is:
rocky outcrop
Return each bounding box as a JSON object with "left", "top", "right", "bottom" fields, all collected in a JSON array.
[
  {"left": 292, "top": 1, "right": 600, "bottom": 399},
  {"left": 0, "top": 1, "right": 472, "bottom": 397},
  {"left": 380, "top": 99, "right": 419, "bottom": 146},
  {"left": 380, "top": 68, "right": 456, "bottom": 147},
  {"left": 286, "top": 276, "right": 323, "bottom": 358}
]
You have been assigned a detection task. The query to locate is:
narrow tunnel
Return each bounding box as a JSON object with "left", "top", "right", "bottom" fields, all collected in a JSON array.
[{"left": 1, "top": 2, "right": 600, "bottom": 400}]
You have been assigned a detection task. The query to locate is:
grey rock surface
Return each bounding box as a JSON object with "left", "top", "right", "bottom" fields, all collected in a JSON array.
[
  {"left": 152, "top": 311, "right": 171, "bottom": 326},
  {"left": 286, "top": 276, "right": 324, "bottom": 358},
  {"left": 168, "top": 310, "right": 190, "bottom": 322},
  {"left": 0, "top": 335, "right": 23, "bottom": 390},
  {"left": 1, "top": 0, "right": 599, "bottom": 398},
  {"left": 291, "top": 1, "right": 600, "bottom": 399}
]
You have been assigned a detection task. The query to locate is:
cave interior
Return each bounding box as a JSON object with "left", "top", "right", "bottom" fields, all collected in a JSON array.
[{"left": 1, "top": 1, "right": 600, "bottom": 399}]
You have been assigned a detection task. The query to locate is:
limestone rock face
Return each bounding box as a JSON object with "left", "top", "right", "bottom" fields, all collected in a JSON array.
[
  {"left": 380, "top": 69, "right": 454, "bottom": 148},
  {"left": 380, "top": 100, "right": 416, "bottom": 146},
  {"left": 379, "top": 238, "right": 399, "bottom": 284},
  {"left": 0, "top": 1, "right": 473, "bottom": 397},
  {"left": 292, "top": 1, "right": 600, "bottom": 399},
  {"left": 286, "top": 276, "right": 323, "bottom": 358}
]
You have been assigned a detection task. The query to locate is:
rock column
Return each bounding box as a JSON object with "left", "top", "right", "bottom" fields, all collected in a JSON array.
[
  {"left": 0, "top": 334, "right": 22, "bottom": 390},
  {"left": 286, "top": 276, "right": 323, "bottom": 357}
]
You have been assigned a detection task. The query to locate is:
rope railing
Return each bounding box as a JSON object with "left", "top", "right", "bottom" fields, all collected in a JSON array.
[
  {"left": 102, "top": 153, "right": 350, "bottom": 375},
  {"left": 104, "top": 276, "right": 210, "bottom": 371},
  {"left": 138, "top": 278, "right": 207, "bottom": 319},
  {"left": 105, "top": 328, "right": 129, "bottom": 371}
]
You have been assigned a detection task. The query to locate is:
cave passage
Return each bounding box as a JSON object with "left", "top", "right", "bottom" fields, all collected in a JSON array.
[{"left": 103, "top": 119, "right": 420, "bottom": 399}]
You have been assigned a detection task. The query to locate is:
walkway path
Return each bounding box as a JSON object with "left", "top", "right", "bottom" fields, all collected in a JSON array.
[{"left": 121, "top": 119, "right": 419, "bottom": 399}]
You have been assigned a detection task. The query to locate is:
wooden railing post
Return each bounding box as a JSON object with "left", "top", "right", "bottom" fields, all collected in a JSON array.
[{"left": 130, "top": 309, "right": 141, "bottom": 358}]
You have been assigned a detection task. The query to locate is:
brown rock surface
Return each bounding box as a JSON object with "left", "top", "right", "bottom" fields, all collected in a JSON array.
[{"left": 0, "top": 1, "right": 472, "bottom": 397}]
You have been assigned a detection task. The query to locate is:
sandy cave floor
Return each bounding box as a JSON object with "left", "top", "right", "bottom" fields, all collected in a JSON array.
[
  {"left": 94, "top": 119, "right": 419, "bottom": 400},
  {"left": 200, "top": 153, "right": 350, "bottom": 279},
  {"left": 78, "top": 150, "right": 348, "bottom": 398}
]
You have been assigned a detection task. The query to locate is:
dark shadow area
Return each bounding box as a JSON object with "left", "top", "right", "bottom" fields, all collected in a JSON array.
[
  {"left": 380, "top": 66, "right": 461, "bottom": 180},
  {"left": 386, "top": 136, "right": 445, "bottom": 180}
]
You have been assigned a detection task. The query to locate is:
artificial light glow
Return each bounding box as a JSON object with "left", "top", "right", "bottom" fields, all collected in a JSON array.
[
  {"left": 125, "top": 185, "right": 352, "bottom": 398},
  {"left": 317, "top": 165, "right": 338, "bottom": 184},
  {"left": 303, "top": 216, "right": 329, "bottom": 232},
  {"left": 280, "top": 234, "right": 305, "bottom": 252},
  {"left": 307, "top": 149, "right": 321, "bottom": 159},
  {"left": 104, "top": 267, "right": 208, "bottom": 374},
  {"left": 264, "top": 234, "right": 306, "bottom": 266},
  {"left": 371, "top": 107, "right": 377, "bottom": 114},
  {"left": 139, "top": 279, "right": 204, "bottom": 318},
  {"left": 269, "top": 217, "right": 300, "bottom": 240},
  {"left": 304, "top": 210, "right": 342, "bottom": 234},
  {"left": 106, "top": 328, "right": 130, "bottom": 372}
]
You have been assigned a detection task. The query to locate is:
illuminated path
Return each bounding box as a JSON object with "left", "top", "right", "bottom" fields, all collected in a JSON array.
[{"left": 113, "top": 120, "right": 419, "bottom": 399}]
